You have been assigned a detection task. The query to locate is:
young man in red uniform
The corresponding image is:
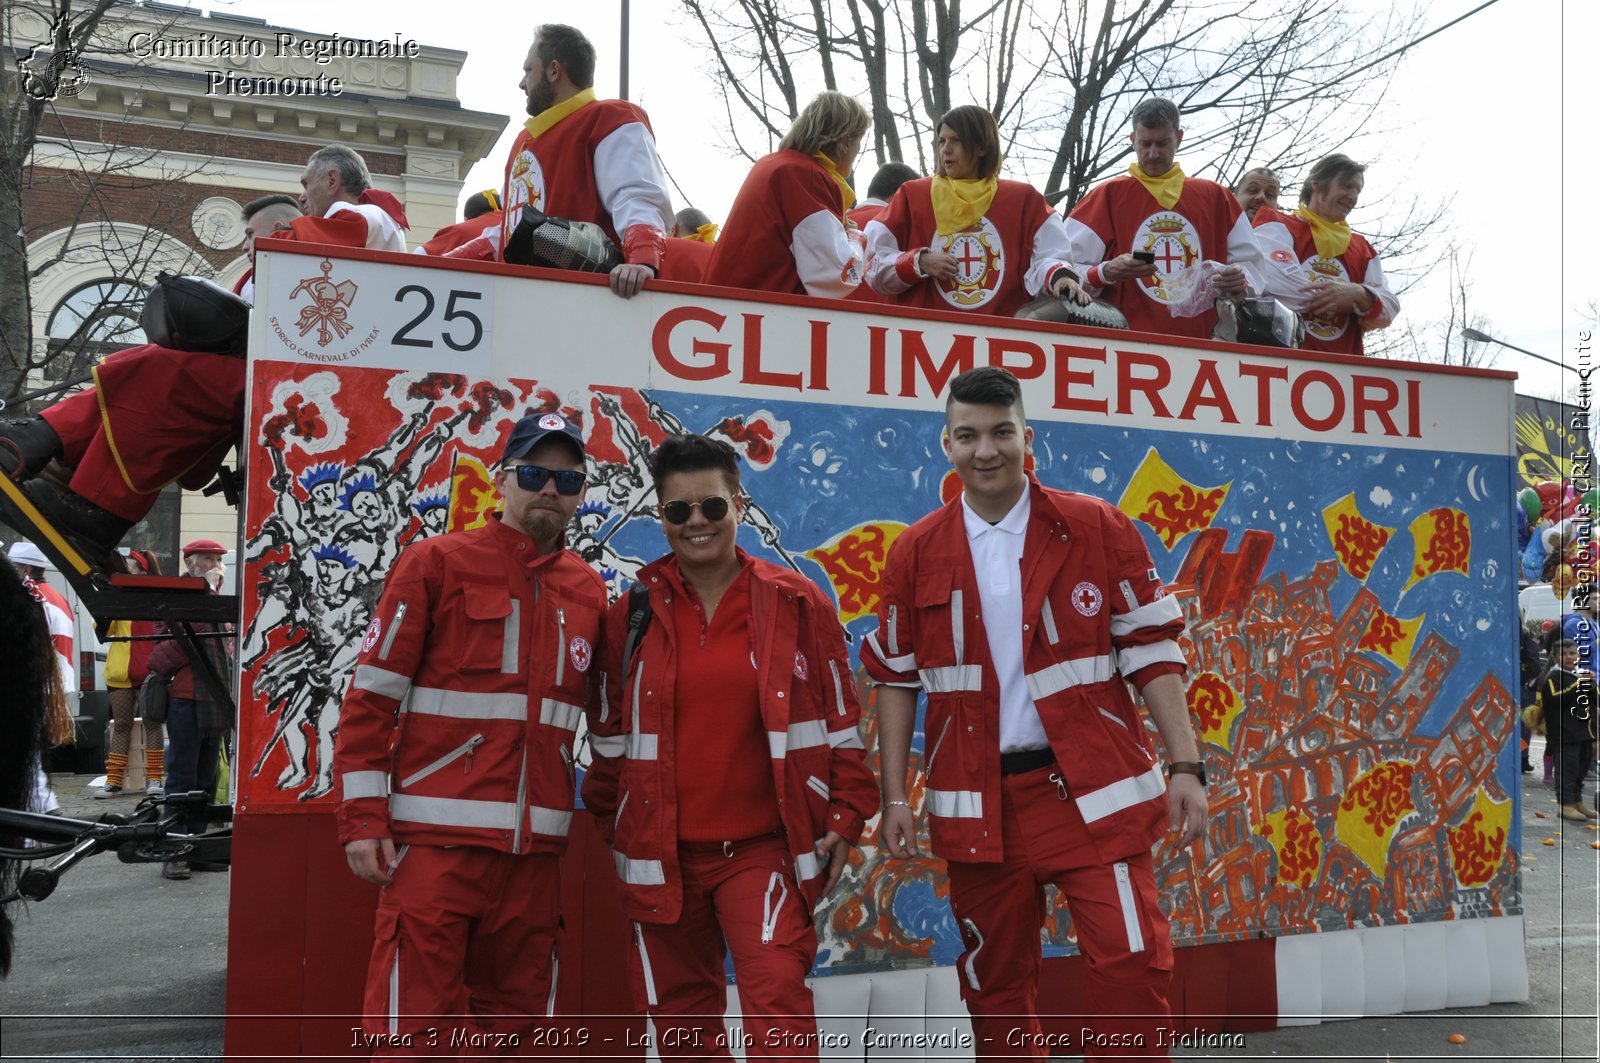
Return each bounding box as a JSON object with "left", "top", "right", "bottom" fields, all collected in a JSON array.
[
  {"left": 863, "top": 367, "right": 1209, "bottom": 1061},
  {"left": 334, "top": 413, "right": 606, "bottom": 1055},
  {"left": 583, "top": 434, "right": 877, "bottom": 1059},
  {"left": 1250, "top": 153, "right": 1399, "bottom": 355},
  {"left": 707, "top": 91, "right": 870, "bottom": 300},
  {"left": 1065, "top": 97, "right": 1269, "bottom": 339},
  {"left": 865, "top": 106, "right": 1086, "bottom": 317}
]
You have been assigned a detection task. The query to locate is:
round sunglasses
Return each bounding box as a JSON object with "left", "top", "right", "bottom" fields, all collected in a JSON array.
[
  {"left": 660, "top": 495, "right": 734, "bottom": 525},
  {"left": 512, "top": 464, "right": 586, "bottom": 496}
]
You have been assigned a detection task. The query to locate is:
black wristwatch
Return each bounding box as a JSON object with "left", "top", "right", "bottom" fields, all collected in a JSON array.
[{"left": 1165, "top": 761, "right": 1208, "bottom": 786}]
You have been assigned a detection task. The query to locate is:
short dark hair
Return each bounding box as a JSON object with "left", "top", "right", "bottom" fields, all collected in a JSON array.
[
  {"left": 947, "top": 366, "right": 1024, "bottom": 417},
  {"left": 937, "top": 106, "right": 1002, "bottom": 180},
  {"left": 647, "top": 434, "right": 742, "bottom": 494},
  {"left": 535, "top": 24, "right": 596, "bottom": 90},
  {"left": 1300, "top": 153, "right": 1367, "bottom": 205},
  {"left": 1234, "top": 166, "right": 1278, "bottom": 192},
  {"left": 674, "top": 206, "right": 713, "bottom": 233},
  {"left": 867, "top": 162, "right": 919, "bottom": 200},
  {"left": 463, "top": 192, "right": 494, "bottom": 219},
  {"left": 242, "top": 194, "right": 299, "bottom": 220},
  {"left": 1131, "top": 97, "right": 1181, "bottom": 132}
]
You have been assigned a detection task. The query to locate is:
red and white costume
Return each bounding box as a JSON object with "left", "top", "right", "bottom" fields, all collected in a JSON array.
[
  {"left": 1065, "top": 172, "right": 1268, "bottom": 338},
  {"left": 417, "top": 209, "right": 502, "bottom": 257},
  {"left": 583, "top": 552, "right": 877, "bottom": 1058},
  {"left": 32, "top": 577, "right": 76, "bottom": 693},
  {"left": 847, "top": 199, "right": 889, "bottom": 229},
  {"left": 657, "top": 236, "right": 714, "bottom": 284},
  {"left": 706, "top": 151, "right": 865, "bottom": 299},
  {"left": 334, "top": 517, "right": 606, "bottom": 1055},
  {"left": 862, "top": 479, "right": 1188, "bottom": 1061},
  {"left": 864, "top": 178, "right": 1077, "bottom": 317},
  {"left": 1250, "top": 206, "right": 1398, "bottom": 355}
]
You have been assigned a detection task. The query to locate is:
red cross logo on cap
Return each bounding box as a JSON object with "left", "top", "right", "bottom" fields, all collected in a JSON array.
[
  {"left": 539, "top": 413, "right": 565, "bottom": 431},
  {"left": 1071, "top": 581, "right": 1103, "bottom": 617}
]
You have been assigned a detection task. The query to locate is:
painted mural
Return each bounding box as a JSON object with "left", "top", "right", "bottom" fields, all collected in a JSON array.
[{"left": 239, "top": 355, "right": 1521, "bottom": 974}]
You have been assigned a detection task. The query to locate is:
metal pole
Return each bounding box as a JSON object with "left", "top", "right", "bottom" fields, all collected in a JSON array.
[
  {"left": 1462, "top": 328, "right": 1572, "bottom": 373},
  {"left": 619, "top": 0, "right": 630, "bottom": 100}
]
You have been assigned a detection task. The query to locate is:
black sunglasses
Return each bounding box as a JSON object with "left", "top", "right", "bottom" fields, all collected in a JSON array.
[
  {"left": 513, "top": 464, "right": 586, "bottom": 496},
  {"left": 660, "top": 495, "right": 733, "bottom": 525}
]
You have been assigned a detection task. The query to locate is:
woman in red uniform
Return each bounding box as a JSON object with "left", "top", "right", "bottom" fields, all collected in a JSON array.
[
  {"left": 1251, "top": 153, "right": 1399, "bottom": 355},
  {"left": 706, "top": 91, "right": 870, "bottom": 299},
  {"left": 864, "top": 105, "right": 1085, "bottom": 316}
]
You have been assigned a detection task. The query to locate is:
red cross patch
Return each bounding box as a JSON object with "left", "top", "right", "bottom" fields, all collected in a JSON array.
[
  {"left": 793, "top": 651, "right": 809, "bottom": 679},
  {"left": 539, "top": 413, "right": 566, "bottom": 430},
  {"left": 1071, "top": 581, "right": 1103, "bottom": 617},
  {"left": 569, "top": 636, "right": 592, "bottom": 672},
  {"left": 361, "top": 617, "right": 381, "bottom": 653}
]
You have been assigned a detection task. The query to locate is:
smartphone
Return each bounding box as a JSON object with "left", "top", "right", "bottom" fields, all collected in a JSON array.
[{"left": 1131, "top": 250, "right": 1156, "bottom": 264}]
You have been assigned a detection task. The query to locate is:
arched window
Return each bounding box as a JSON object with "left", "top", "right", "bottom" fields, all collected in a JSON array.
[{"left": 45, "top": 280, "right": 147, "bottom": 381}]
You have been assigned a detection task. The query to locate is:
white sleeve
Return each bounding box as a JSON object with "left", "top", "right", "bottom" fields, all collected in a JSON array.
[
  {"left": 1223, "top": 213, "right": 1268, "bottom": 295},
  {"left": 864, "top": 218, "right": 913, "bottom": 295},
  {"left": 792, "top": 210, "right": 865, "bottom": 298},
  {"left": 1025, "top": 213, "right": 1077, "bottom": 297},
  {"left": 1250, "top": 217, "right": 1314, "bottom": 312},
  {"left": 1063, "top": 216, "right": 1109, "bottom": 293},
  {"left": 1359, "top": 252, "right": 1400, "bottom": 330},
  {"left": 593, "top": 122, "right": 674, "bottom": 234},
  {"left": 328, "top": 201, "right": 406, "bottom": 253}
]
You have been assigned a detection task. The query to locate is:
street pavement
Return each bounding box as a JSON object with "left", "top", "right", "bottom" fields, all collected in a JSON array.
[{"left": 0, "top": 740, "right": 1595, "bottom": 1061}]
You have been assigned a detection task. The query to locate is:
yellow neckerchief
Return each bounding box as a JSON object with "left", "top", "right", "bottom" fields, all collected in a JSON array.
[
  {"left": 690, "top": 222, "right": 719, "bottom": 244},
  {"left": 811, "top": 153, "right": 856, "bottom": 212},
  {"left": 930, "top": 175, "right": 999, "bottom": 235},
  {"left": 524, "top": 87, "right": 596, "bottom": 140},
  {"left": 1294, "top": 205, "right": 1353, "bottom": 259},
  {"left": 1127, "top": 162, "right": 1185, "bottom": 210}
]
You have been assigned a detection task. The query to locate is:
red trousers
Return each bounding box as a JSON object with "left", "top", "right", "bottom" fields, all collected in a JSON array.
[
  {"left": 630, "top": 835, "right": 820, "bottom": 1061},
  {"left": 362, "top": 845, "right": 562, "bottom": 1059},
  {"left": 40, "top": 345, "right": 244, "bottom": 521},
  {"left": 946, "top": 766, "right": 1175, "bottom": 1063}
]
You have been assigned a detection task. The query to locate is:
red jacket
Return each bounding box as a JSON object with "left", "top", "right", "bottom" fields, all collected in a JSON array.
[
  {"left": 582, "top": 552, "right": 878, "bottom": 924},
  {"left": 334, "top": 518, "right": 607, "bottom": 853},
  {"left": 861, "top": 479, "right": 1187, "bottom": 863}
]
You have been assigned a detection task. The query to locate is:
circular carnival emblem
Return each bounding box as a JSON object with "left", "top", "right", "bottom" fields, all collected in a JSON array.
[
  {"left": 569, "top": 636, "right": 592, "bottom": 673},
  {"left": 1304, "top": 256, "right": 1352, "bottom": 340},
  {"left": 934, "top": 216, "right": 1006, "bottom": 310},
  {"left": 508, "top": 150, "right": 545, "bottom": 214},
  {"left": 1133, "top": 211, "right": 1205, "bottom": 304},
  {"left": 1071, "top": 581, "right": 1104, "bottom": 617}
]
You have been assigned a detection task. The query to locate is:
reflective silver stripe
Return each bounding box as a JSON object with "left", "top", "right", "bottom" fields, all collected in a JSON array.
[
  {"left": 378, "top": 600, "right": 406, "bottom": 661},
  {"left": 630, "top": 732, "right": 659, "bottom": 761},
  {"left": 887, "top": 604, "right": 900, "bottom": 656},
  {"left": 388, "top": 946, "right": 399, "bottom": 1035},
  {"left": 597, "top": 672, "right": 609, "bottom": 723},
  {"left": 1118, "top": 579, "right": 1139, "bottom": 612},
  {"left": 502, "top": 599, "right": 521, "bottom": 674},
  {"left": 961, "top": 918, "right": 985, "bottom": 991},
  {"left": 406, "top": 687, "right": 527, "bottom": 721},
  {"left": 925, "top": 717, "right": 952, "bottom": 777},
  {"left": 615, "top": 850, "right": 666, "bottom": 885},
  {"left": 1114, "top": 861, "right": 1146, "bottom": 953},
  {"left": 528, "top": 805, "right": 573, "bottom": 837},
  {"left": 1110, "top": 595, "right": 1182, "bottom": 637},
  {"left": 950, "top": 589, "right": 965, "bottom": 661},
  {"left": 760, "top": 872, "right": 790, "bottom": 944},
  {"left": 390, "top": 793, "right": 516, "bottom": 830},
  {"left": 1025, "top": 654, "right": 1117, "bottom": 700},
  {"left": 512, "top": 743, "right": 528, "bottom": 856},
  {"left": 590, "top": 733, "right": 629, "bottom": 758},
  {"left": 630, "top": 663, "right": 644, "bottom": 736},
  {"left": 828, "top": 726, "right": 864, "bottom": 750},
  {"left": 554, "top": 607, "right": 567, "bottom": 687},
  {"left": 770, "top": 720, "right": 829, "bottom": 757},
  {"left": 865, "top": 630, "right": 916, "bottom": 674},
  {"left": 1040, "top": 599, "right": 1060, "bottom": 645},
  {"left": 545, "top": 947, "right": 559, "bottom": 1017},
  {"left": 399, "top": 735, "right": 483, "bottom": 788},
  {"left": 615, "top": 791, "right": 629, "bottom": 829},
  {"left": 539, "top": 698, "right": 583, "bottom": 733},
  {"left": 1076, "top": 765, "right": 1166, "bottom": 824},
  {"left": 919, "top": 664, "right": 983, "bottom": 693},
  {"left": 926, "top": 788, "right": 983, "bottom": 819},
  {"left": 828, "top": 659, "right": 846, "bottom": 716},
  {"left": 1116, "top": 640, "right": 1187, "bottom": 675},
  {"left": 806, "top": 775, "right": 830, "bottom": 801},
  {"left": 794, "top": 847, "right": 824, "bottom": 882},
  {"left": 634, "top": 924, "right": 659, "bottom": 1007},
  {"left": 1097, "top": 707, "right": 1130, "bottom": 730},
  {"left": 342, "top": 770, "right": 389, "bottom": 800},
  {"left": 353, "top": 664, "right": 411, "bottom": 701}
]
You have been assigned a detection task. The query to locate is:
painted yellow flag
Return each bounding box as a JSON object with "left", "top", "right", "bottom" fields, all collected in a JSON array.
[
  {"left": 805, "top": 521, "right": 909, "bottom": 622},
  {"left": 1334, "top": 760, "right": 1417, "bottom": 877},
  {"left": 1404, "top": 507, "right": 1471, "bottom": 590},
  {"left": 448, "top": 452, "right": 500, "bottom": 532},
  {"left": 1185, "top": 671, "right": 1243, "bottom": 749},
  {"left": 1321, "top": 493, "right": 1394, "bottom": 581},
  {"left": 1357, "top": 608, "right": 1425, "bottom": 669},
  {"left": 1446, "top": 789, "right": 1512, "bottom": 888},
  {"left": 1255, "top": 808, "right": 1323, "bottom": 889},
  {"left": 1117, "top": 448, "right": 1229, "bottom": 550}
]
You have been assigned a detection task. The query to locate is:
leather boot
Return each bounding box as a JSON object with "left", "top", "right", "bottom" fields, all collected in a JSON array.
[
  {"left": 0, "top": 417, "right": 62, "bottom": 480},
  {"left": 20, "top": 479, "right": 132, "bottom": 565}
]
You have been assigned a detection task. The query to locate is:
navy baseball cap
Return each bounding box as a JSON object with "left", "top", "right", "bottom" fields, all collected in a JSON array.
[{"left": 502, "top": 412, "right": 585, "bottom": 464}]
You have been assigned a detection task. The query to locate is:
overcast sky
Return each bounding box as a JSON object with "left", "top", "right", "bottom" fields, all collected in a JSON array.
[{"left": 197, "top": 0, "right": 1592, "bottom": 400}]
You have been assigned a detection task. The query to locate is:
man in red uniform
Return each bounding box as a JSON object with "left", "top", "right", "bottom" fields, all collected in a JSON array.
[
  {"left": 418, "top": 189, "right": 503, "bottom": 257},
  {"left": 334, "top": 412, "right": 605, "bottom": 1056},
  {"left": 234, "top": 194, "right": 302, "bottom": 304},
  {"left": 452, "top": 25, "right": 671, "bottom": 299},
  {"left": 864, "top": 367, "right": 1209, "bottom": 1062},
  {"left": 656, "top": 207, "right": 716, "bottom": 283},
  {"left": 583, "top": 434, "right": 877, "bottom": 1059},
  {"left": 848, "top": 162, "right": 918, "bottom": 229},
  {"left": 1065, "top": 98, "right": 1269, "bottom": 339}
]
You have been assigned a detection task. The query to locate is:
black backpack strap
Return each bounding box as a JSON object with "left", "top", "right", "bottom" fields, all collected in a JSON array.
[{"left": 621, "top": 581, "right": 653, "bottom": 678}]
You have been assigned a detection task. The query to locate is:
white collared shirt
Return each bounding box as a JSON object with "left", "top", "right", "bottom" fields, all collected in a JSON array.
[{"left": 962, "top": 489, "right": 1050, "bottom": 753}]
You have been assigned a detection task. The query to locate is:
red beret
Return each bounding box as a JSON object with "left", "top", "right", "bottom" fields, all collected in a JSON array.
[
  {"left": 1542, "top": 620, "right": 1556, "bottom": 630},
  {"left": 182, "top": 538, "right": 228, "bottom": 557}
]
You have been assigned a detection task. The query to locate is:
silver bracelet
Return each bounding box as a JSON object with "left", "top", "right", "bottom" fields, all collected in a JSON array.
[{"left": 884, "top": 799, "right": 912, "bottom": 810}]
